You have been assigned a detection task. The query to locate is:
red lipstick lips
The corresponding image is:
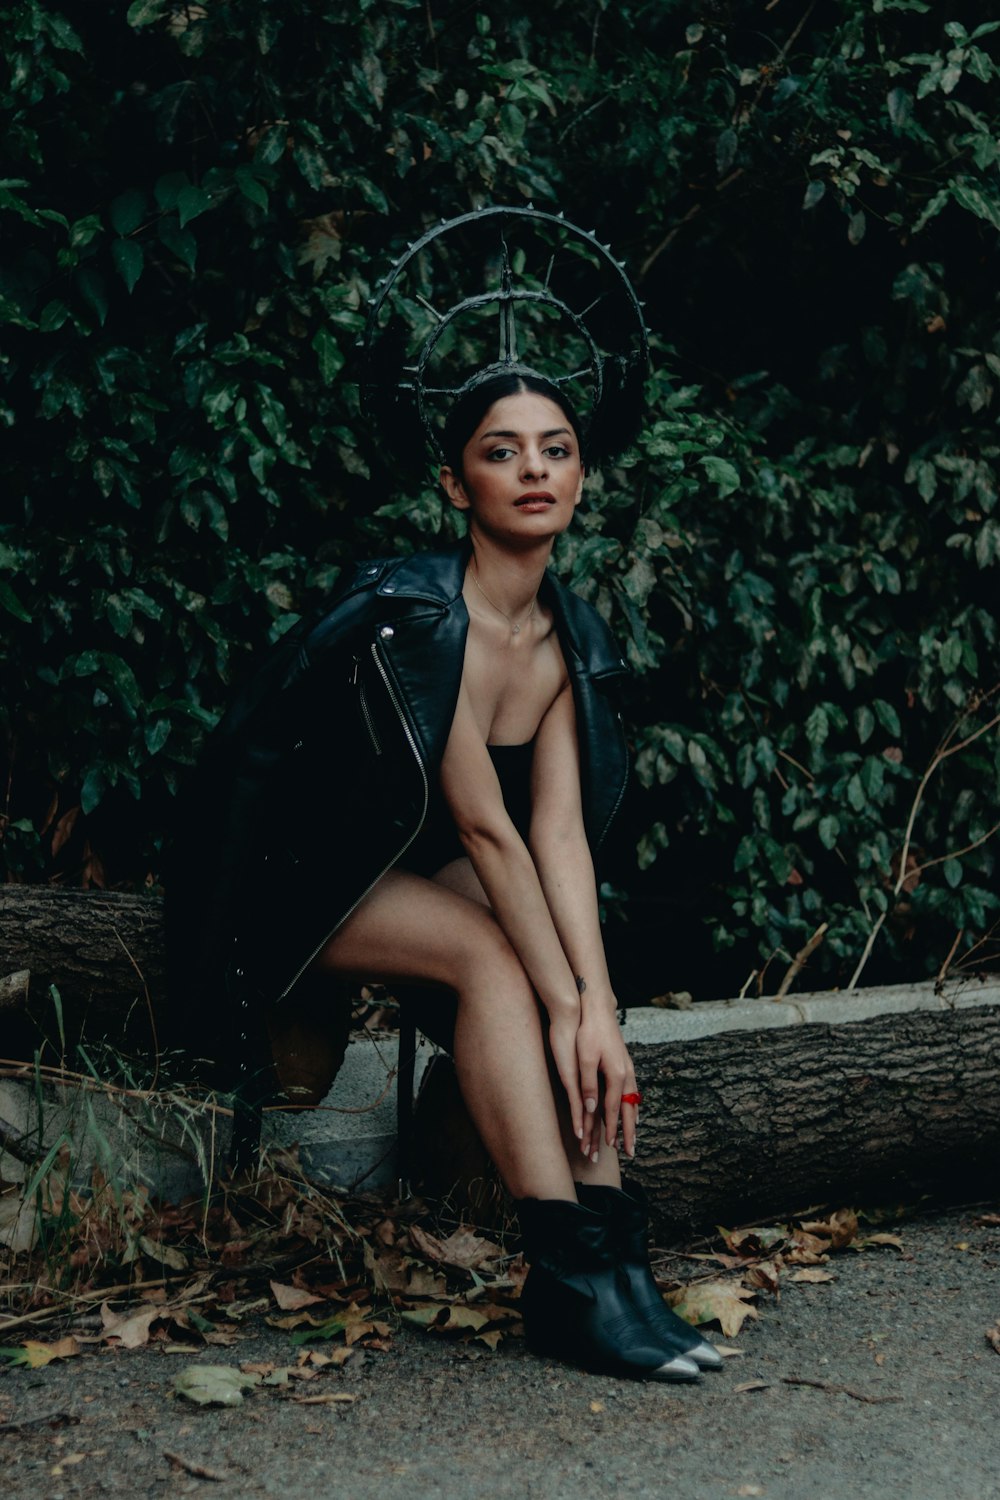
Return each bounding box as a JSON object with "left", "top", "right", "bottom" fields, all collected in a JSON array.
[{"left": 515, "top": 491, "right": 555, "bottom": 505}]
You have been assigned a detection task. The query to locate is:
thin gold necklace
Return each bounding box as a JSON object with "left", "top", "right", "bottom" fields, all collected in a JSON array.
[{"left": 470, "top": 566, "right": 537, "bottom": 636}]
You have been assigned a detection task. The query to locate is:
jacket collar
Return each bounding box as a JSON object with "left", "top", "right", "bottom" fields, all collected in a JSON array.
[{"left": 381, "top": 543, "right": 626, "bottom": 680}]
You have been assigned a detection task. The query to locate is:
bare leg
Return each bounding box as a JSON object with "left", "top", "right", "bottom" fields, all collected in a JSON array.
[
  {"left": 433, "top": 858, "right": 622, "bottom": 1191},
  {"left": 312, "top": 866, "right": 576, "bottom": 1201}
]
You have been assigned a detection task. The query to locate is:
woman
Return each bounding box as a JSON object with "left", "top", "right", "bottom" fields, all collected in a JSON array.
[
  {"left": 288, "top": 370, "right": 718, "bottom": 1381},
  {"left": 169, "top": 359, "right": 720, "bottom": 1380}
]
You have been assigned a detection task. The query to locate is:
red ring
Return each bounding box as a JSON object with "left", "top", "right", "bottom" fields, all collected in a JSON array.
[{"left": 621, "top": 1091, "right": 643, "bottom": 1107}]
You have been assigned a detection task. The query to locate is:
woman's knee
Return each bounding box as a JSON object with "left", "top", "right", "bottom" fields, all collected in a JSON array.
[{"left": 449, "top": 909, "right": 533, "bottom": 1004}]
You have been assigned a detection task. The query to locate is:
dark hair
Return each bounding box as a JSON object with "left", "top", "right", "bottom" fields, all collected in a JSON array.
[{"left": 440, "top": 372, "right": 584, "bottom": 474}]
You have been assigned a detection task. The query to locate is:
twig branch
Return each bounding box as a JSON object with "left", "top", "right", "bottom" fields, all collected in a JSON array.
[
  {"left": 910, "top": 819, "right": 1000, "bottom": 881},
  {"left": 782, "top": 1375, "right": 901, "bottom": 1404},
  {"left": 113, "top": 928, "right": 160, "bottom": 1090},
  {"left": 848, "top": 692, "right": 1000, "bottom": 991},
  {"left": 163, "top": 1451, "right": 228, "bottom": 1482},
  {"left": 775, "top": 922, "right": 828, "bottom": 1000},
  {"left": 936, "top": 927, "right": 965, "bottom": 986}
]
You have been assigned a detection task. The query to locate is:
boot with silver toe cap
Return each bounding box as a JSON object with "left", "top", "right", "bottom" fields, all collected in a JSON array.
[
  {"left": 517, "top": 1198, "right": 701, "bottom": 1383},
  {"left": 575, "top": 1181, "right": 724, "bottom": 1371}
]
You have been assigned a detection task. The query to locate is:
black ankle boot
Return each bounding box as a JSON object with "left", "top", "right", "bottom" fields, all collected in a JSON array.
[
  {"left": 575, "top": 1182, "right": 723, "bottom": 1371},
  {"left": 517, "top": 1198, "right": 701, "bottom": 1382}
]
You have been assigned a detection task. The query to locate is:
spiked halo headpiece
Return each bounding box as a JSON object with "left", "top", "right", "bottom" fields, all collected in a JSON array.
[{"left": 359, "top": 205, "right": 649, "bottom": 469}]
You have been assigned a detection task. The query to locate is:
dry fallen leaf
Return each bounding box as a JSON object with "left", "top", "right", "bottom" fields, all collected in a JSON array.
[
  {"left": 399, "top": 1300, "right": 518, "bottom": 1344},
  {"left": 717, "top": 1225, "right": 786, "bottom": 1258},
  {"left": 137, "top": 1235, "right": 188, "bottom": 1272},
  {"left": 799, "top": 1208, "right": 858, "bottom": 1251},
  {"left": 408, "top": 1224, "right": 502, "bottom": 1272},
  {"left": 18, "top": 1337, "right": 82, "bottom": 1368},
  {"left": 858, "top": 1233, "right": 905, "bottom": 1251},
  {"left": 736, "top": 1486, "right": 764, "bottom": 1497},
  {"left": 270, "top": 1281, "right": 326, "bottom": 1312},
  {"left": 746, "top": 1257, "right": 782, "bottom": 1295},
  {"left": 589, "top": 1399, "right": 605, "bottom": 1413},
  {"left": 986, "top": 1321, "right": 1000, "bottom": 1355},
  {"left": 668, "top": 1281, "right": 759, "bottom": 1339},
  {"left": 733, "top": 1380, "right": 770, "bottom": 1394},
  {"left": 173, "top": 1365, "right": 260, "bottom": 1407},
  {"left": 790, "top": 1268, "right": 835, "bottom": 1284},
  {"left": 100, "top": 1303, "right": 163, "bottom": 1350}
]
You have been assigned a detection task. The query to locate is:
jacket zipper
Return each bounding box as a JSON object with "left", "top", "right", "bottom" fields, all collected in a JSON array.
[
  {"left": 277, "top": 638, "right": 429, "bottom": 1000},
  {"left": 358, "top": 678, "right": 382, "bottom": 755},
  {"left": 597, "top": 717, "right": 629, "bottom": 851}
]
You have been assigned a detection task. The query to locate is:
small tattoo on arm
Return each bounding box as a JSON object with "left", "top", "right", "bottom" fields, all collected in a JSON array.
[{"left": 575, "top": 975, "right": 587, "bottom": 995}]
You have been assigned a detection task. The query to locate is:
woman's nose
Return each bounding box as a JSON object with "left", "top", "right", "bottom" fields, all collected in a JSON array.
[{"left": 520, "top": 446, "right": 547, "bottom": 478}]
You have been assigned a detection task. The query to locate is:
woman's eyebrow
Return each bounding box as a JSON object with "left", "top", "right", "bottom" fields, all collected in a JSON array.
[{"left": 477, "top": 427, "right": 571, "bottom": 441}]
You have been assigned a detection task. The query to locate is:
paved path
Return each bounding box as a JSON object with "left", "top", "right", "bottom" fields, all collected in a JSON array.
[{"left": 1, "top": 1203, "right": 997, "bottom": 1499}]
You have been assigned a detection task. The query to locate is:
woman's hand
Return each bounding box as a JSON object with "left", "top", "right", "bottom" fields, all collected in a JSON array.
[
  {"left": 576, "top": 1004, "right": 639, "bottom": 1161},
  {"left": 547, "top": 1006, "right": 585, "bottom": 1147}
]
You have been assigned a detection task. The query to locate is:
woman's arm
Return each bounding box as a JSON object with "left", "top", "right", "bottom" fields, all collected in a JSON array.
[
  {"left": 528, "top": 681, "right": 640, "bottom": 1158},
  {"left": 438, "top": 686, "right": 589, "bottom": 1141}
]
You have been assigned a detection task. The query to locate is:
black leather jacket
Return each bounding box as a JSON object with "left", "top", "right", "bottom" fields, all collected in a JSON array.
[{"left": 167, "top": 543, "right": 630, "bottom": 1089}]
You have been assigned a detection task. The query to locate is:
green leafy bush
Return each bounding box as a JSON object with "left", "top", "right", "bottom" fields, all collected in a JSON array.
[{"left": 2, "top": 0, "right": 998, "bottom": 996}]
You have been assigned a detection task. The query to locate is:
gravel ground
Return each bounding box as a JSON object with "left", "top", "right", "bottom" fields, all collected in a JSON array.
[{"left": 2, "top": 1202, "right": 998, "bottom": 1500}]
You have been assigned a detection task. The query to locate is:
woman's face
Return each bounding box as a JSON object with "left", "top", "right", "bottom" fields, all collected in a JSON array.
[{"left": 439, "top": 391, "right": 584, "bottom": 543}]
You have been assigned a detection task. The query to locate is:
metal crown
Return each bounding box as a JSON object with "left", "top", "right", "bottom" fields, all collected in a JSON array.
[{"left": 359, "top": 204, "right": 649, "bottom": 463}]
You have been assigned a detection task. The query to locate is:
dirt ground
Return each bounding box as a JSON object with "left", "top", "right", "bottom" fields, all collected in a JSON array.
[{"left": 2, "top": 1201, "right": 998, "bottom": 1500}]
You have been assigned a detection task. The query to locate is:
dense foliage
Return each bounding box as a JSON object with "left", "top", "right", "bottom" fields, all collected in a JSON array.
[{"left": 2, "top": 0, "right": 998, "bottom": 998}]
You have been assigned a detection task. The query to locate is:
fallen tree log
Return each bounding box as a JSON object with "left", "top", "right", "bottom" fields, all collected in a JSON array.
[
  {"left": 625, "top": 982, "right": 1000, "bottom": 1233},
  {"left": 0, "top": 886, "right": 348, "bottom": 1102},
  {"left": 3, "top": 888, "right": 999, "bottom": 1232},
  {"left": 0, "top": 888, "right": 165, "bottom": 1056}
]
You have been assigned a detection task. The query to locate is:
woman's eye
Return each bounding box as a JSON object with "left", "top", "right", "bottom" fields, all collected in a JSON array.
[
  {"left": 545, "top": 445, "right": 571, "bottom": 459},
  {"left": 486, "top": 446, "right": 515, "bottom": 461}
]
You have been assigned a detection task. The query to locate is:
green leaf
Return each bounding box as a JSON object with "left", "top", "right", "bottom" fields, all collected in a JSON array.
[
  {"left": 252, "top": 125, "right": 289, "bottom": 166},
  {"left": 0, "top": 580, "right": 32, "bottom": 623},
  {"left": 39, "top": 299, "right": 70, "bottom": 332},
  {"left": 818, "top": 815, "right": 840, "bottom": 850},
  {"left": 177, "top": 185, "right": 213, "bottom": 228},
  {"left": 127, "top": 0, "right": 167, "bottom": 25},
  {"left": 950, "top": 180, "right": 1000, "bottom": 233},
  {"left": 312, "top": 326, "right": 345, "bottom": 385},
  {"left": 110, "top": 190, "right": 146, "bottom": 236},
  {"left": 144, "top": 719, "right": 171, "bottom": 755},
  {"left": 855, "top": 705, "right": 875, "bottom": 744},
  {"left": 80, "top": 765, "right": 107, "bottom": 816},
  {"left": 154, "top": 172, "right": 188, "bottom": 212},
  {"left": 806, "top": 706, "right": 829, "bottom": 747},
  {"left": 158, "top": 217, "right": 197, "bottom": 270},
  {"left": 112, "top": 239, "right": 144, "bottom": 293},
  {"left": 77, "top": 267, "right": 108, "bottom": 326},
  {"left": 700, "top": 457, "right": 740, "bottom": 497},
  {"left": 235, "top": 166, "right": 269, "bottom": 209}
]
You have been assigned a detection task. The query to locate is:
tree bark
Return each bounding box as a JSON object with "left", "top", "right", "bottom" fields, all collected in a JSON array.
[
  {"left": 632, "top": 1002, "right": 1000, "bottom": 1235},
  {"left": 0, "top": 888, "right": 164, "bottom": 1056},
  {"left": 0, "top": 887, "right": 348, "bottom": 1103}
]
